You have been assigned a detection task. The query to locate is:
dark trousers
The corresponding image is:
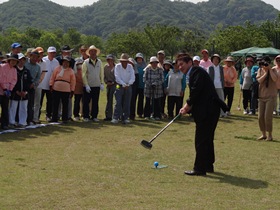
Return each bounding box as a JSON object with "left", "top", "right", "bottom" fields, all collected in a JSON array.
[
  {"left": 224, "top": 87, "right": 234, "bottom": 111},
  {"left": 242, "top": 89, "right": 252, "bottom": 110},
  {"left": 144, "top": 97, "right": 161, "bottom": 118},
  {"left": 161, "top": 95, "right": 167, "bottom": 114},
  {"left": 52, "top": 90, "right": 69, "bottom": 122},
  {"left": 251, "top": 82, "right": 259, "bottom": 113},
  {"left": 83, "top": 87, "right": 100, "bottom": 119},
  {"left": 27, "top": 90, "right": 35, "bottom": 123},
  {"left": 194, "top": 105, "right": 220, "bottom": 173},
  {"left": 136, "top": 88, "right": 144, "bottom": 117},
  {"left": 0, "top": 95, "right": 9, "bottom": 128},
  {"left": 167, "top": 96, "right": 183, "bottom": 118},
  {"left": 130, "top": 74, "right": 139, "bottom": 119},
  {"left": 73, "top": 94, "right": 83, "bottom": 117},
  {"left": 105, "top": 85, "right": 116, "bottom": 119},
  {"left": 40, "top": 89, "right": 53, "bottom": 118}
]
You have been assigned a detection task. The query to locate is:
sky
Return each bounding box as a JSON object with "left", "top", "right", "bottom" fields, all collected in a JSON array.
[{"left": 0, "top": 0, "right": 280, "bottom": 10}]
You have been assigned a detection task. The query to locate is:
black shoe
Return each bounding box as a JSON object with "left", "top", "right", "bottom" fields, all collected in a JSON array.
[
  {"left": 206, "top": 169, "right": 214, "bottom": 173},
  {"left": 184, "top": 170, "right": 206, "bottom": 176},
  {"left": 103, "top": 117, "right": 112, "bottom": 121}
]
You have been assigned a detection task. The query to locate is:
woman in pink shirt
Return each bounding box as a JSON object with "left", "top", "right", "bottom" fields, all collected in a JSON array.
[
  {"left": 223, "top": 56, "right": 238, "bottom": 115},
  {"left": 49, "top": 56, "right": 76, "bottom": 123},
  {"left": 0, "top": 54, "right": 18, "bottom": 129}
]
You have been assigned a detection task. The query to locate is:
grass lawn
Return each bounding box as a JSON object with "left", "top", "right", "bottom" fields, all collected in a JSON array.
[{"left": 1, "top": 87, "right": 280, "bottom": 210}]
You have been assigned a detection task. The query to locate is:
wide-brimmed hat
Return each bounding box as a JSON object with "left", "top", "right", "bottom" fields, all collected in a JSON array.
[
  {"left": 119, "top": 53, "right": 129, "bottom": 62},
  {"left": 211, "top": 54, "right": 221, "bottom": 62},
  {"left": 157, "top": 50, "right": 165, "bottom": 55},
  {"left": 61, "top": 45, "right": 74, "bottom": 52},
  {"left": 128, "top": 58, "right": 136, "bottom": 66},
  {"left": 11, "top": 42, "right": 22, "bottom": 49},
  {"left": 7, "top": 54, "right": 19, "bottom": 61},
  {"left": 135, "top": 52, "right": 144, "bottom": 59},
  {"left": 35, "top": 47, "right": 44, "bottom": 53},
  {"left": 18, "top": 53, "right": 26, "bottom": 60},
  {"left": 201, "top": 49, "right": 209, "bottom": 54},
  {"left": 193, "top": 56, "right": 201, "bottom": 62},
  {"left": 224, "top": 56, "right": 234, "bottom": 62},
  {"left": 86, "top": 45, "right": 100, "bottom": 56},
  {"left": 163, "top": 60, "right": 173, "bottom": 66},
  {"left": 245, "top": 57, "right": 254, "bottom": 64},
  {"left": 149, "top": 56, "right": 159, "bottom": 63}
]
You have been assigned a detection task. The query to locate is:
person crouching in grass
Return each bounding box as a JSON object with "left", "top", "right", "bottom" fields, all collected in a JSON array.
[{"left": 49, "top": 56, "right": 76, "bottom": 123}]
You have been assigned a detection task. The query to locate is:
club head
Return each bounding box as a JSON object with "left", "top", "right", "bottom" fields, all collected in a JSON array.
[{"left": 140, "top": 140, "right": 153, "bottom": 149}]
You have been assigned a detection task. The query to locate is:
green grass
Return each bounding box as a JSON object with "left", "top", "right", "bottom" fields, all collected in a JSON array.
[{"left": 1, "top": 87, "right": 280, "bottom": 210}]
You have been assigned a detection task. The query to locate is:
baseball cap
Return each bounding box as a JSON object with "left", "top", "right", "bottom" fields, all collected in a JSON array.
[
  {"left": 17, "top": 53, "right": 26, "bottom": 60},
  {"left": 193, "top": 56, "right": 201, "bottom": 62},
  {"left": 157, "top": 50, "right": 165, "bottom": 55},
  {"left": 11, "top": 42, "right": 22, "bottom": 49},
  {"left": 47, "top": 46, "right": 56, "bottom": 53}
]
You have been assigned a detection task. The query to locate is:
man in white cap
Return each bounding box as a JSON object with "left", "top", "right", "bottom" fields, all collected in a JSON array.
[
  {"left": 40, "top": 46, "right": 60, "bottom": 121},
  {"left": 111, "top": 53, "right": 135, "bottom": 124},
  {"left": 82, "top": 45, "right": 103, "bottom": 122}
]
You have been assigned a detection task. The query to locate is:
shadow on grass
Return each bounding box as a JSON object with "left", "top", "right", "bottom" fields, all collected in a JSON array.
[
  {"left": 0, "top": 121, "right": 107, "bottom": 143},
  {"left": 207, "top": 172, "right": 268, "bottom": 189},
  {"left": 234, "top": 135, "right": 279, "bottom": 143}
]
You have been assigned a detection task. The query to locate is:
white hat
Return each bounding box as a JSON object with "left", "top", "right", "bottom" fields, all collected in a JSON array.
[
  {"left": 86, "top": 45, "right": 101, "bottom": 56},
  {"left": 118, "top": 53, "right": 129, "bottom": 62},
  {"left": 17, "top": 53, "right": 26, "bottom": 60},
  {"left": 47, "top": 46, "right": 56, "bottom": 53},
  {"left": 193, "top": 56, "right": 200, "bottom": 62},
  {"left": 149, "top": 56, "right": 159, "bottom": 63}
]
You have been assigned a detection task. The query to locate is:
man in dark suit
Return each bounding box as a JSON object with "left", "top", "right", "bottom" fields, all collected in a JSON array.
[{"left": 177, "top": 53, "right": 221, "bottom": 176}]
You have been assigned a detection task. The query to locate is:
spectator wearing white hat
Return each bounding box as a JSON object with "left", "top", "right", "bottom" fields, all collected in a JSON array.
[
  {"left": 0, "top": 54, "right": 18, "bottom": 129},
  {"left": 9, "top": 53, "right": 32, "bottom": 127},
  {"left": 193, "top": 56, "right": 201, "bottom": 67},
  {"left": 223, "top": 56, "right": 238, "bottom": 115},
  {"left": 40, "top": 46, "right": 60, "bottom": 121},
  {"left": 143, "top": 56, "right": 164, "bottom": 120},
  {"left": 200, "top": 49, "right": 212, "bottom": 70},
  {"left": 111, "top": 53, "right": 135, "bottom": 124},
  {"left": 82, "top": 45, "right": 103, "bottom": 122}
]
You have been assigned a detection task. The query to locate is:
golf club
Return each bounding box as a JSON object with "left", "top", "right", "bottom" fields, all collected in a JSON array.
[{"left": 140, "top": 114, "right": 181, "bottom": 149}]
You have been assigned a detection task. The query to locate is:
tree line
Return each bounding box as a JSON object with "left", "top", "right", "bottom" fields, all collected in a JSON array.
[{"left": 1, "top": 15, "right": 280, "bottom": 59}]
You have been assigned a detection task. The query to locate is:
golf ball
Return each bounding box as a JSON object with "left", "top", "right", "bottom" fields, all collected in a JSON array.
[{"left": 154, "top": 161, "right": 159, "bottom": 168}]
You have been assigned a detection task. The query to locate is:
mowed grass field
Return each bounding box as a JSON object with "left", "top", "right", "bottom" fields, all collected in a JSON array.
[{"left": 1, "top": 86, "right": 280, "bottom": 210}]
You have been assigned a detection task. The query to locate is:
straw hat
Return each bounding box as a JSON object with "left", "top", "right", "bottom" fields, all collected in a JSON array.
[
  {"left": 86, "top": 45, "right": 100, "bottom": 56},
  {"left": 119, "top": 53, "right": 129, "bottom": 62}
]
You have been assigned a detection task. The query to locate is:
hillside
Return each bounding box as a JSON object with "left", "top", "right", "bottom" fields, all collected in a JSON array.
[{"left": 0, "top": 0, "right": 279, "bottom": 38}]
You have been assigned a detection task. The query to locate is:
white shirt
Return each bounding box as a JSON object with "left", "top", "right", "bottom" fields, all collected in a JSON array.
[
  {"left": 114, "top": 63, "right": 135, "bottom": 86},
  {"left": 40, "top": 56, "right": 59, "bottom": 90},
  {"left": 213, "top": 65, "right": 222, "bottom": 89}
]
